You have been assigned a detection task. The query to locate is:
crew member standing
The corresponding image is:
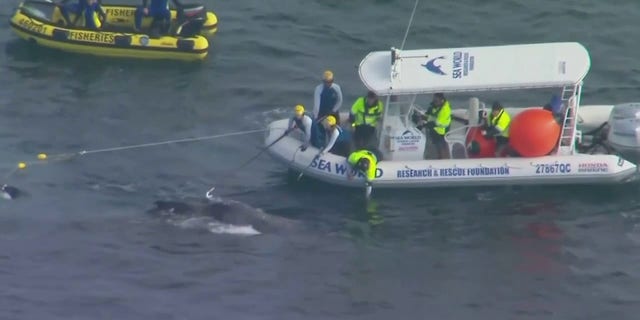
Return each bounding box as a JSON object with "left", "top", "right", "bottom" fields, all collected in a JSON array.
[
  {"left": 349, "top": 90, "right": 384, "bottom": 149},
  {"left": 313, "top": 70, "right": 343, "bottom": 121},
  {"left": 417, "top": 92, "right": 451, "bottom": 159}
]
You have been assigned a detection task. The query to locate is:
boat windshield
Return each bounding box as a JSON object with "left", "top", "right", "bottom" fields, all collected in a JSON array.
[{"left": 20, "top": 1, "right": 57, "bottom": 23}]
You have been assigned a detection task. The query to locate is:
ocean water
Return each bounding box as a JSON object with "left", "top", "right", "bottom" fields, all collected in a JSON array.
[{"left": 1, "top": 0, "right": 639, "bottom": 319}]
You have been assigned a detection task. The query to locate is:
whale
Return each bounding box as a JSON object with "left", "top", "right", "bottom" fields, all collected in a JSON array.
[
  {"left": 147, "top": 196, "right": 300, "bottom": 234},
  {"left": 1, "top": 184, "right": 22, "bottom": 200}
]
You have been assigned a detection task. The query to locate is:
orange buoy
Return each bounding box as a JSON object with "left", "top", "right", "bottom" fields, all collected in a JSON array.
[
  {"left": 466, "top": 127, "right": 496, "bottom": 158},
  {"left": 509, "top": 109, "right": 561, "bottom": 157}
]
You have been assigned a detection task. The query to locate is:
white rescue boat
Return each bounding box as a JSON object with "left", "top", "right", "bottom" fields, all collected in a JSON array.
[{"left": 265, "top": 42, "right": 640, "bottom": 189}]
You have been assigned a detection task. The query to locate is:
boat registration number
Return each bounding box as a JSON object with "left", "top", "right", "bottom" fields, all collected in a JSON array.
[{"left": 534, "top": 163, "right": 571, "bottom": 174}]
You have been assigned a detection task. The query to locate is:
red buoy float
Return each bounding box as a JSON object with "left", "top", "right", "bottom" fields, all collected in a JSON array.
[
  {"left": 466, "top": 127, "right": 496, "bottom": 158},
  {"left": 509, "top": 109, "right": 561, "bottom": 157}
]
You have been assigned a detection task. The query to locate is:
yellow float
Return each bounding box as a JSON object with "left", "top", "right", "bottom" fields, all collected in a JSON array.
[{"left": 9, "top": 1, "right": 219, "bottom": 62}]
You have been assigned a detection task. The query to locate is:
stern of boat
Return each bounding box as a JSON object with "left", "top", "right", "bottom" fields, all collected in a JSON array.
[{"left": 202, "top": 12, "right": 218, "bottom": 36}]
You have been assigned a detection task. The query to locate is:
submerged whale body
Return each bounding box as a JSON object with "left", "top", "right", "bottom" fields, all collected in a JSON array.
[
  {"left": 1, "top": 184, "right": 22, "bottom": 200},
  {"left": 148, "top": 197, "right": 299, "bottom": 233}
]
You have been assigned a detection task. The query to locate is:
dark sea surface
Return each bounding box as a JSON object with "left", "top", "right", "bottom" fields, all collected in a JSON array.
[{"left": 1, "top": 0, "right": 640, "bottom": 319}]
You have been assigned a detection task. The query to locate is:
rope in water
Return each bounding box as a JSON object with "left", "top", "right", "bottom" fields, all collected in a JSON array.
[{"left": 2, "top": 128, "right": 266, "bottom": 179}]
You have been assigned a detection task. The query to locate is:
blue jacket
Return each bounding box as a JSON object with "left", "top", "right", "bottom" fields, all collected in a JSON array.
[{"left": 142, "top": 0, "right": 182, "bottom": 11}]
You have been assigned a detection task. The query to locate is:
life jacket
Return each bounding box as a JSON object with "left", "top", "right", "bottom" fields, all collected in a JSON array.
[
  {"left": 351, "top": 97, "right": 383, "bottom": 127},
  {"left": 426, "top": 100, "right": 451, "bottom": 135},
  {"left": 489, "top": 109, "right": 511, "bottom": 138},
  {"left": 347, "top": 149, "right": 378, "bottom": 181}
]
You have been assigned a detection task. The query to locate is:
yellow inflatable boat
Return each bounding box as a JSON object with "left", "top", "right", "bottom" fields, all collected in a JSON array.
[{"left": 9, "top": 1, "right": 219, "bottom": 62}]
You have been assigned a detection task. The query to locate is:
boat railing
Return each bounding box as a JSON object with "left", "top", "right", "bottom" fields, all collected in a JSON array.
[{"left": 444, "top": 124, "right": 473, "bottom": 159}]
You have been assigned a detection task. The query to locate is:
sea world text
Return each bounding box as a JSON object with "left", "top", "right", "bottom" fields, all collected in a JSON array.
[
  {"left": 533, "top": 163, "right": 571, "bottom": 174},
  {"left": 68, "top": 31, "right": 114, "bottom": 44},
  {"left": 18, "top": 18, "right": 47, "bottom": 34},
  {"left": 311, "top": 158, "right": 383, "bottom": 178},
  {"left": 452, "top": 51, "right": 474, "bottom": 79},
  {"left": 397, "top": 166, "right": 510, "bottom": 178}
]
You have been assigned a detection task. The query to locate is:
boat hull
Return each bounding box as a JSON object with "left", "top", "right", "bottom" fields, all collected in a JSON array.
[
  {"left": 265, "top": 118, "right": 639, "bottom": 189},
  {"left": 9, "top": 2, "right": 211, "bottom": 61},
  {"left": 94, "top": 5, "right": 218, "bottom": 37}
]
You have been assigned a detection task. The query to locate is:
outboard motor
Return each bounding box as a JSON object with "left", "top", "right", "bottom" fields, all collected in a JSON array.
[
  {"left": 174, "top": 4, "right": 206, "bottom": 37},
  {"left": 175, "top": 18, "right": 205, "bottom": 37},
  {"left": 607, "top": 102, "right": 640, "bottom": 159},
  {"left": 176, "top": 4, "right": 207, "bottom": 23}
]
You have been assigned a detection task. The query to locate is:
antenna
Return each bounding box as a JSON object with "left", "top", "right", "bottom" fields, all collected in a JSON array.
[{"left": 400, "top": 0, "right": 420, "bottom": 50}]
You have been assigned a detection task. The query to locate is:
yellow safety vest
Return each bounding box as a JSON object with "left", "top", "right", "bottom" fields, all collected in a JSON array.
[
  {"left": 351, "top": 97, "right": 383, "bottom": 127},
  {"left": 348, "top": 150, "right": 378, "bottom": 181},
  {"left": 426, "top": 100, "right": 451, "bottom": 135},
  {"left": 489, "top": 109, "right": 511, "bottom": 138}
]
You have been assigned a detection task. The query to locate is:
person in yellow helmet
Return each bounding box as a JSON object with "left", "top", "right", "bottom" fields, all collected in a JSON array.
[
  {"left": 311, "top": 70, "right": 343, "bottom": 150},
  {"left": 415, "top": 92, "right": 451, "bottom": 159},
  {"left": 349, "top": 90, "right": 384, "bottom": 149},
  {"left": 482, "top": 101, "right": 512, "bottom": 156},
  {"left": 317, "top": 115, "right": 350, "bottom": 157},
  {"left": 285, "top": 104, "right": 313, "bottom": 151},
  {"left": 313, "top": 70, "right": 343, "bottom": 121},
  {"left": 347, "top": 149, "right": 378, "bottom": 198}
]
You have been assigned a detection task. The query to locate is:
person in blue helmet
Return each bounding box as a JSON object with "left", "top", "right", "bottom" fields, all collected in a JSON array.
[
  {"left": 59, "top": 0, "right": 106, "bottom": 29},
  {"left": 134, "top": 0, "right": 183, "bottom": 33}
]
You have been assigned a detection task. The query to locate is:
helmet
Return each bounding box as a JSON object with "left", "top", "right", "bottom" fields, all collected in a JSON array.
[
  {"left": 357, "top": 157, "right": 370, "bottom": 171},
  {"left": 294, "top": 104, "right": 305, "bottom": 115},
  {"left": 325, "top": 115, "right": 337, "bottom": 126},
  {"left": 323, "top": 70, "right": 334, "bottom": 81}
]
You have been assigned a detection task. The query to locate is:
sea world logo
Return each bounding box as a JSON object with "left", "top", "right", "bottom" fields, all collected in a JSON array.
[
  {"left": 452, "top": 51, "right": 475, "bottom": 79},
  {"left": 394, "top": 130, "right": 421, "bottom": 151},
  {"left": 421, "top": 56, "right": 446, "bottom": 76}
]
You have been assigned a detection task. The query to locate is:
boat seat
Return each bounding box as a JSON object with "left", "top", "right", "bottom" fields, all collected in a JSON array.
[{"left": 444, "top": 135, "right": 468, "bottom": 159}]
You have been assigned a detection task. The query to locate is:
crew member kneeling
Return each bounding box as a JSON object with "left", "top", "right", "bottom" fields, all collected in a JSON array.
[
  {"left": 347, "top": 149, "right": 378, "bottom": 195},
  {"left": 286, "top": 104, "right": 313, "bottom": 151},
  {"left": 318, "top": 115, "right": 350, "bottom": 157},
  {"left": 482, "top": 101, "right": 512, "bottom": 157}
]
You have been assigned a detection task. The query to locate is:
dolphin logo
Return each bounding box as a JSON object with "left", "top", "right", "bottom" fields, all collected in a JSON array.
[{"left": 422, "top": 56, "right": 446, "bottom": 75}]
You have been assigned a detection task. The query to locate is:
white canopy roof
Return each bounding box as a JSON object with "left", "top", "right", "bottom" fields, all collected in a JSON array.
[{"left": 358, "top": 42, "right": 591, "bottom": 96}]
